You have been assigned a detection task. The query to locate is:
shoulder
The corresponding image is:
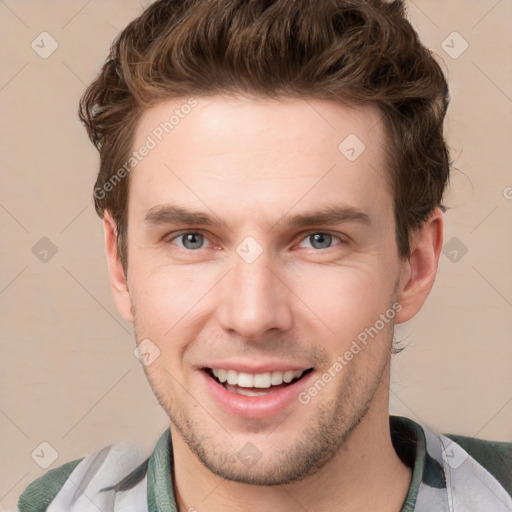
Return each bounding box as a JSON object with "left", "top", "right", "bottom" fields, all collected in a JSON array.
[
  {"left": 17, "top": 441, "right": 150, "bottom": 512},
  {"left": 444, "top": 432, "right": 512, "bottom": 495},
  {"left": 17, "top": 458, "right": 84, "bottom": 512}
]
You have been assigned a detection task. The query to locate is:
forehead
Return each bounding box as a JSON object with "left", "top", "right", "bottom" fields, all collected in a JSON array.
[{"left": 128, "top": 95, "right": 391, "bottom": 226}]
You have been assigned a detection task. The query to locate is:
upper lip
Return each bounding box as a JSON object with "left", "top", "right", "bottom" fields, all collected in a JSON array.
[{"left": 201, "top": 361, "right": 314, "bottom": 373}]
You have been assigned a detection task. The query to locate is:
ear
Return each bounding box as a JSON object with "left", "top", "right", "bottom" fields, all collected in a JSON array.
[
  {"left": 395, "top": 208, "right": 443, "bottom": 324},
  {"left": 103, "top": 212, "right": 133, "bottom": 324}
]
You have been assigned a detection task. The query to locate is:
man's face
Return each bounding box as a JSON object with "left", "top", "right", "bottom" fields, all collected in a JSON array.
[{"left": 122, "top": 95, "right": 405, "bottom": 484}]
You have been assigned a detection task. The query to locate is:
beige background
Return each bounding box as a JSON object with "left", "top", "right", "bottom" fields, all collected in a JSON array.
[{"left": 1, "top": 0, "right": 511, "bottom": 509}]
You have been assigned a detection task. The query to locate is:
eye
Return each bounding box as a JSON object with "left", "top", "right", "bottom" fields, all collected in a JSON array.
[
  {"left": 298, "top": 232, "right": 344, "bottom": 250},
  {"left": 168, "top": 232, "right": 212, "bottom": 250}
]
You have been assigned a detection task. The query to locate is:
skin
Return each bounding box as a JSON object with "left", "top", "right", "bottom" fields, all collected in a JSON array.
[{"left": 103, "top": 94, "right": 443, "bottom": 512}]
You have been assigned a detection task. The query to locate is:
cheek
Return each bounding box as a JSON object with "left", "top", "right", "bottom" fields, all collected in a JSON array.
[
  {"left": 290, "top": 263, "right": 393, "bottom": 342},
  {"left": 130, "top": 263, "right": 220, "bottom": 338}
]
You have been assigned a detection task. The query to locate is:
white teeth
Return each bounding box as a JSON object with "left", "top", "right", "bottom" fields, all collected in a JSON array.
[
  {"left": 283, "top": 371, "right": 295, "bottom": 383},
  {"left": 237, "top": 372, "right": 254, "bottom": 387},
  {"left": 271, "top": 372, "right": 284, "bottom": 386},
  {"left": 226, "top": 370, "right": 238, "bottom": 385},
  {"left": 253, "top": 372, "right": 272, "bottom": 388},
  {"left": 211, "top": 368, "right": 307, "bottom": 388}
]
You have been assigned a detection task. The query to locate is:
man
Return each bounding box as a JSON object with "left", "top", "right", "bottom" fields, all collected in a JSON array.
[{"left": 18, "top": 0, "right": 511, "bottom": 510}]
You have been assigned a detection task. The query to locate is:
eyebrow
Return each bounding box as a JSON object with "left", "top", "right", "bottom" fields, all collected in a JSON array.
[
  {"left": 143, "top": 203, "right": 371, "bottom": 229},
  {"left": 144, "top": 205, "right": 227, "bottom": 227},
  {"left": 283, "top": 205, "right": 371, "bottom": 228}
]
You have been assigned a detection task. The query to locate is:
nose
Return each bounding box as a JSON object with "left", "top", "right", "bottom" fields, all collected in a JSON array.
[{"left": 215, "top": 250, "right": 293, "bottom": 340}]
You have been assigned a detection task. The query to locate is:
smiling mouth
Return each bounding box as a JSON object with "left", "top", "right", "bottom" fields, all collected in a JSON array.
[{"left": 204, "top": 367, "right": 314, "bottom": 396}]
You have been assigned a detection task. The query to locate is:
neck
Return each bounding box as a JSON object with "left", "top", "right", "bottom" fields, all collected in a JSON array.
[{"left": 170, "top": 375, "right": 412, "bottom": 512}]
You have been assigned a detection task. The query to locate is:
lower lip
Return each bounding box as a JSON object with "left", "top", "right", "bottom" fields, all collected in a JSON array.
[{"left": 200, "top": 369, "right": 314, "bottom": 419}]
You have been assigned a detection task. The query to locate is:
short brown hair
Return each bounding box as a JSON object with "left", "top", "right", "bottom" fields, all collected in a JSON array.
[{"left": 79, "top": 0, "right": 451, "bottom": 274}]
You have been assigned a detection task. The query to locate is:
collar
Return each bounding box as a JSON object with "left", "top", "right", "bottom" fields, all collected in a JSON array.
[
  {"left": 145, "top": 415, "right": 430, "bottom": 511},
  {"left": 144, "top": 415, "right": 512, "bottom": 512}
]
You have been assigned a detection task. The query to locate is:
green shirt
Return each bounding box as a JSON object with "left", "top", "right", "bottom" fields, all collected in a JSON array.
[{"left": 18, "top": 415, "right": 512, "bottom": 511}]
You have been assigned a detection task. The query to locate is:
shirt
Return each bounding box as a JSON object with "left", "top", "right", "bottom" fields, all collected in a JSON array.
[{"left": 17, "top": 415, "right": 512, "bottom": 511}]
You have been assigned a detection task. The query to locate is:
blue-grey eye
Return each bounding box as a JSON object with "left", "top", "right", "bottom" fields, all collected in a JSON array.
[
  {"left": 179, "top": 233, "right": 205, "bottom": 250},
  {"left": 308, "top": 233, "right": 333, "bottom": 249}
]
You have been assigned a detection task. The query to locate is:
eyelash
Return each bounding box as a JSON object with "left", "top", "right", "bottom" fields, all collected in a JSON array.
[{"left": 164, "top": 230, "right": 346, "bottom": 251}]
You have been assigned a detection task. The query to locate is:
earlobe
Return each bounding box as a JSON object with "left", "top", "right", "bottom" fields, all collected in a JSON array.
[
  {"left": 395, "top": 208, "right": 444, "bottom": 324},
  {"left": 103, "top": 212, "right": 134, "bottom": 324}
]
